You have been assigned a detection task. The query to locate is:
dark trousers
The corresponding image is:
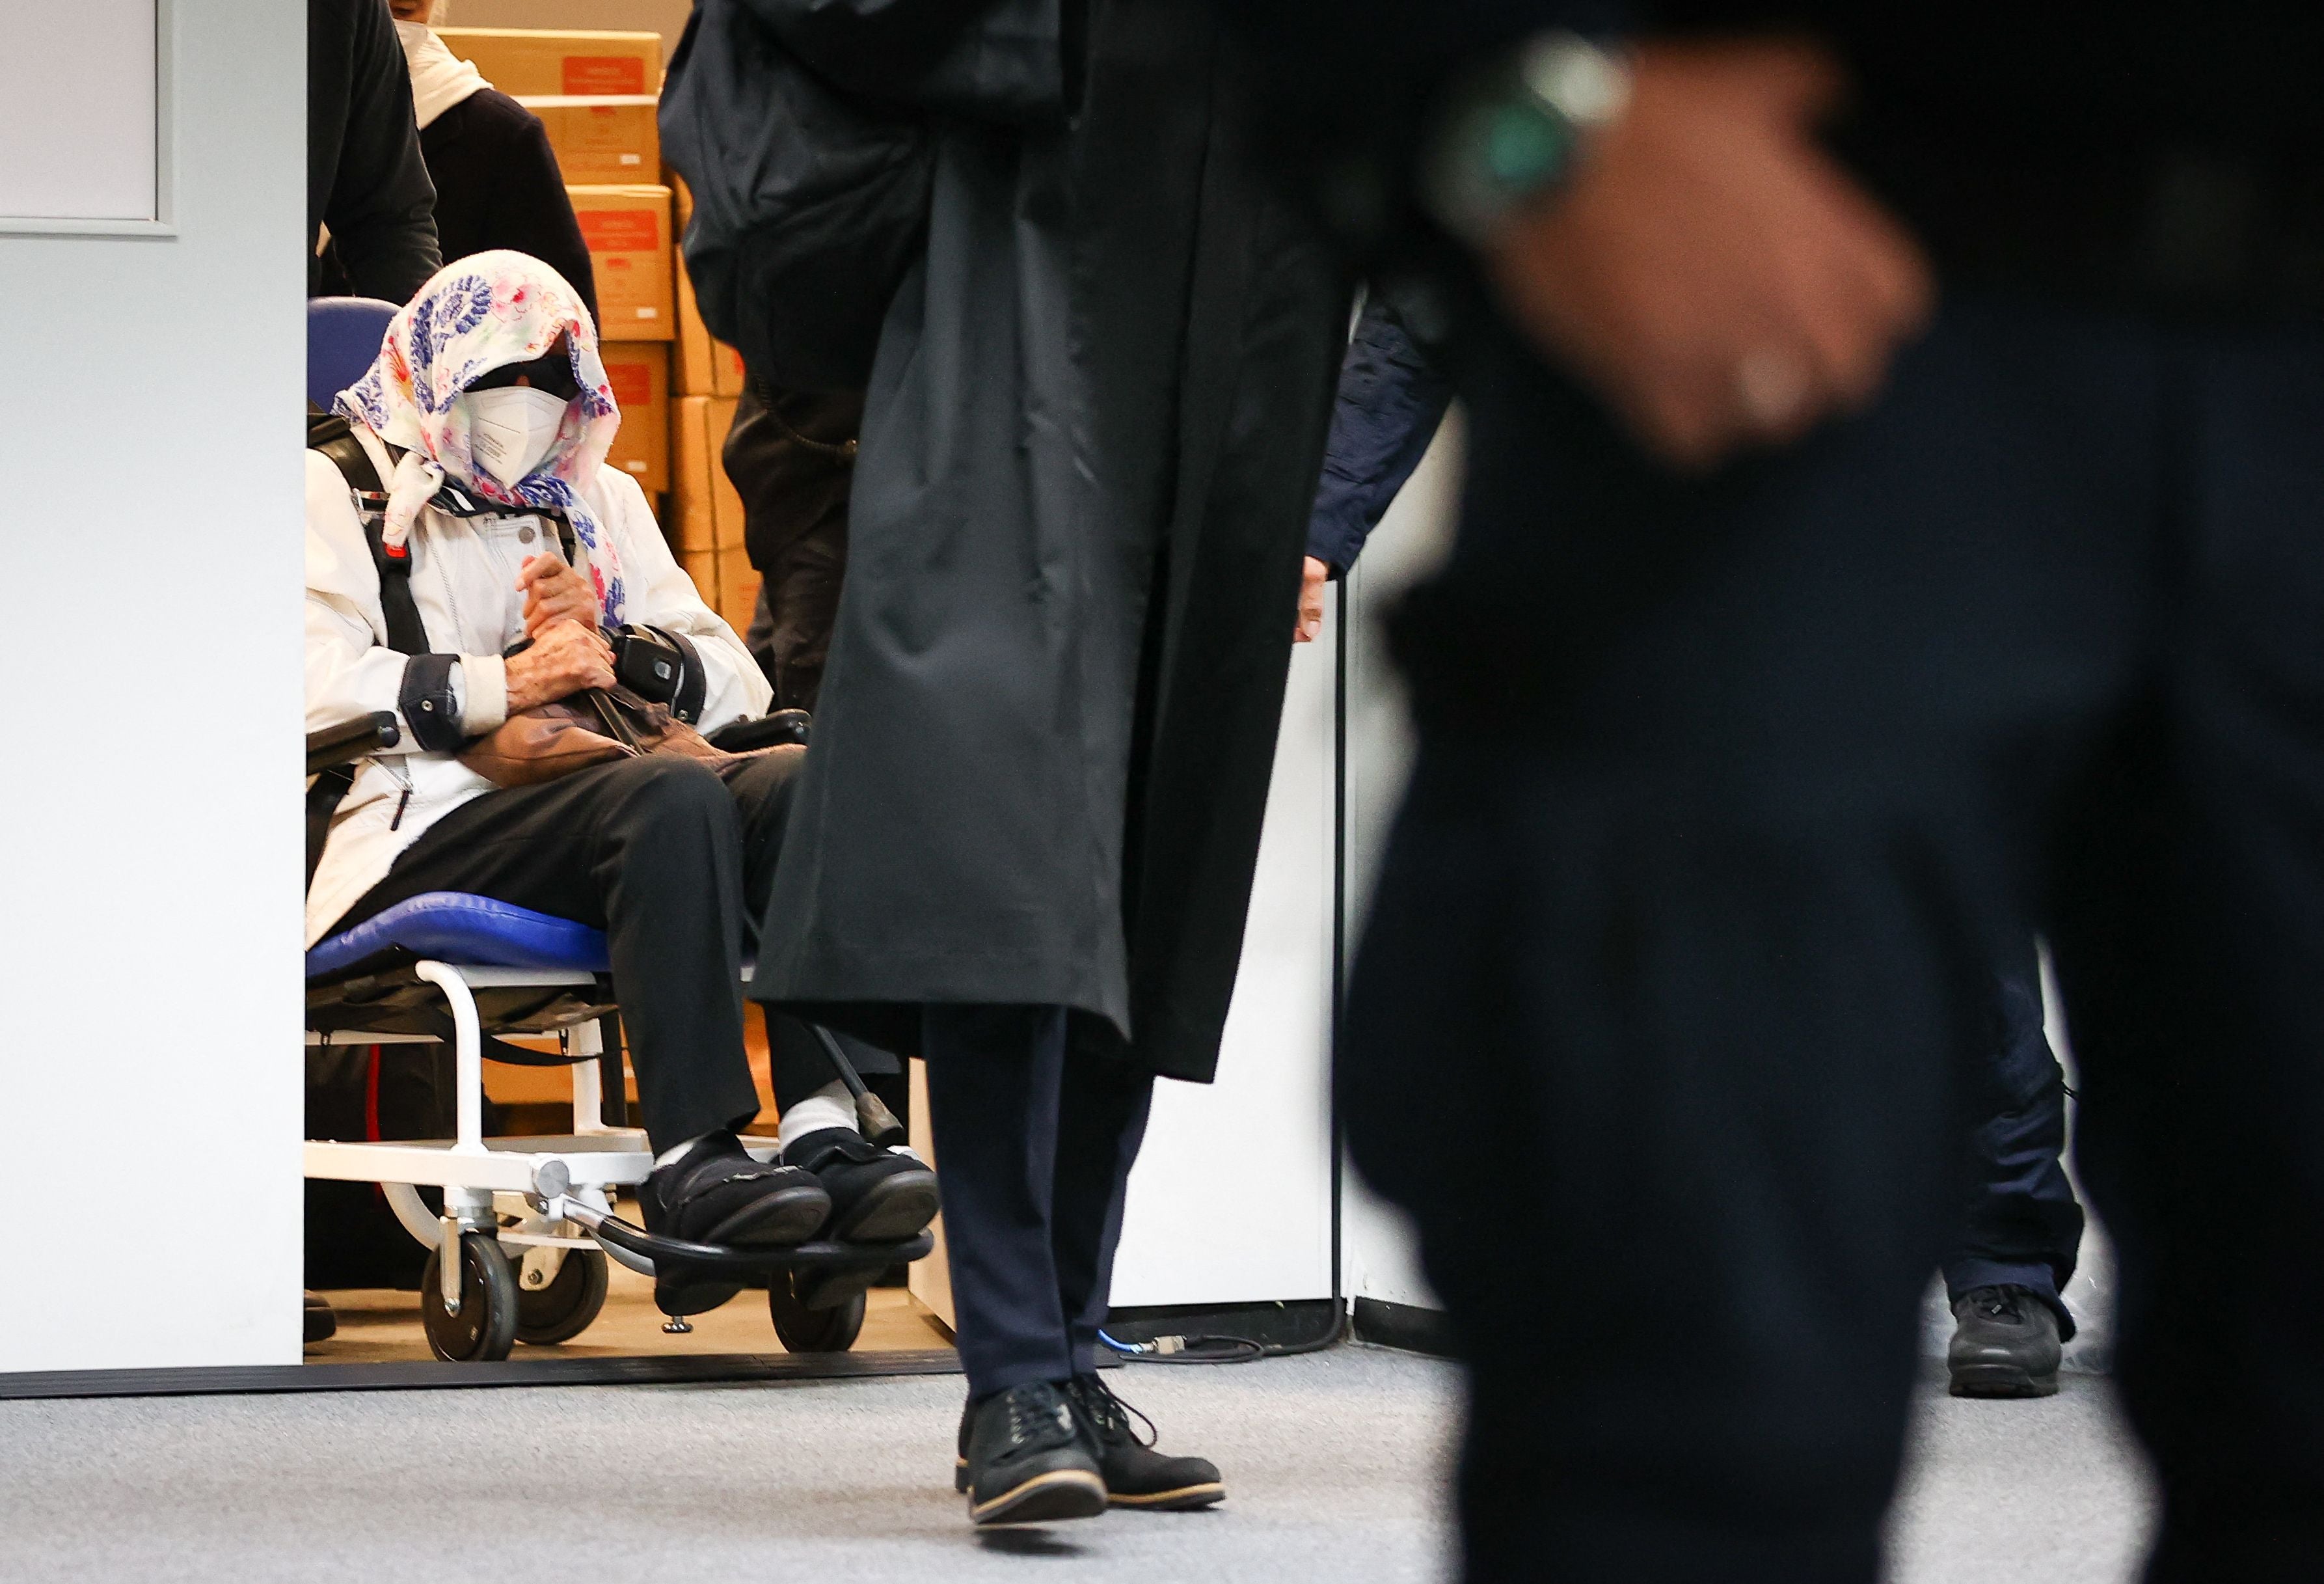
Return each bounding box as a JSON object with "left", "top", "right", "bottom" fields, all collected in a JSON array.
[
  {"left": 724, "top": 381, "right": 864, "bottom": 713},
  {"left": 921, "top": 1005, "right": 1155, "bottom": 1397},
  {"left": 1351, "top": 299, "right": 2324, "bottom": 1582},
  {"left": 331, "top": 752, "right": 805, "bottom": 1153},
  {"left": 1944, "top": 962, "right": 2084, "bottom": 1332}
]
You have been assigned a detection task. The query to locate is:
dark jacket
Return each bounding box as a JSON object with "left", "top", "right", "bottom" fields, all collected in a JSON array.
[
  {"left": 753, "top": 0, "right": 1348, "bottom": 1084},
  {"left": 1307, "top": 295, "right": 1453, "bottom": 575},
  {"left": 723, "top": 379, "right": 865, "bottom": 711},
  {"left": 308, "top": 0, "right": 440, "bottom": 303},
  {"left": 419, "top": 89, "right": 599, "bottom": 325}
]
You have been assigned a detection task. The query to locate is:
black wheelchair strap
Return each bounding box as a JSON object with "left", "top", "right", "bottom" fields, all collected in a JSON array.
[
  {"left": 309, "top": 412, "right": 428, "bottom": 659},
  {"left": 644, "top": 624, "right": 709, "bottom": 725}
]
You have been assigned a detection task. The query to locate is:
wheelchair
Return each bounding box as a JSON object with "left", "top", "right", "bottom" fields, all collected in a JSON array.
[{"left": 303, "top": 299, "right": 925, "bottom": 1363}]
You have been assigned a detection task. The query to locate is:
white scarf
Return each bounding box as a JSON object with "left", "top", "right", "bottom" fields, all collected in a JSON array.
[{"left": 396, "top": 22, "right": 491, "bottom": 131}]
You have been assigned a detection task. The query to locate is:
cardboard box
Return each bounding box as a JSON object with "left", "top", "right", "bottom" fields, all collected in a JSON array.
[
  {"left": 568, "top": 185, "right": 672, "bottom": 340},
  {"left": 669, "top": 395, "right": 745, "bottom": 554},
  {"left": 680, "top": 549, "right": 720, "bottom": 608},
  {"left": 718, "top": 556, "right": 763, "bottom": 636},
  {"left": 597, "top": 342, "right": 668, "bottom": 493},
  {"left": 673, "top": 248, "right": 748, "bottom": 396},
  {"left": 670, "top": 179, "right": 747, "bottom": 396},
  {"left": 435, "top": 27, "right": 660, "bottom": 97},
  {"left": 523, "top": 97, "right": 659, "bottom": 182}
]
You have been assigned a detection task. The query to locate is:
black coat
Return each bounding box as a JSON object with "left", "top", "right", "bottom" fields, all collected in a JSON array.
[
  {"left": 751, "top": 0, "right": 1348, "bottom": 1084},
  {"left": 419, "top": 89, "right": 601, "bottom": 327},
  {"left": 308, "top": 0, "right": 440, "bottom": 302}
]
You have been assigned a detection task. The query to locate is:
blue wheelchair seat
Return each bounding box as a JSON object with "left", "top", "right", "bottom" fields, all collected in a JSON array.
[{"left": 306, "top": 892, "right": 612, "bottom": 979}]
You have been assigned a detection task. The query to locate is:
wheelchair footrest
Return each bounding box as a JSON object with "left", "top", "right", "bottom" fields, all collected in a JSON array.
[{"left": 574, "top": 1205, "right": 933, "bottom": 1275}]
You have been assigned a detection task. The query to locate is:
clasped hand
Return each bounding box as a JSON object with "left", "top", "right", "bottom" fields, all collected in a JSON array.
[{"left": 504, "top": 618, "right": 614, "bottom": 713}]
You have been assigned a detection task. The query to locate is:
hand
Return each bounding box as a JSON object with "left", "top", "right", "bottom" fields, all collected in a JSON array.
[
  {"left": 504, "top": 618, "right": 615, "bottom": 713},
  {"left": 1293, "top": 556, "right": 1330, "bottom": 644},
  {"left": 517, "top": 553, "right": 599, "bottom": 638},
  {"left": 1480, "top": 40, "right": 1933, "bottom": 470}
]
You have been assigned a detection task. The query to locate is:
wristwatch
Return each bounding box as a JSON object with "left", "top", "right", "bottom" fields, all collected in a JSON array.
[{"left": 1420, "top": 31, "right": 1632, "bottom": 249}]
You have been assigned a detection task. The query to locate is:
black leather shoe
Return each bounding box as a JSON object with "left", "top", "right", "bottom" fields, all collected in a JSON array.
[
  {"left": 955, "top": 1382, "right": 1108, "bottom": 1526},
  {"left": 783, "top": 1127, "right": 939, "bottom": 1242},
  {"left": 1948, "top": 1285, "right": 2063, "bottom": 1398},
  {"left": 303, "top": 1292, "right": 337, "bottom": 1345},
  {"left": 640, "top": 1131, "right": 831, "bottom": 1248},
  {"left": 639, "top": 1133, "right": 832, "bottom": 1318},
  {"left": 1069, "top": 1374, "right": 1224, "bottom": 1510}
]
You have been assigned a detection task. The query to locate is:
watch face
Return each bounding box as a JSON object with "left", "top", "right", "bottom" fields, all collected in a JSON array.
[{"left": 1483, "top": 101, "right": 1573, "bottom": 189}]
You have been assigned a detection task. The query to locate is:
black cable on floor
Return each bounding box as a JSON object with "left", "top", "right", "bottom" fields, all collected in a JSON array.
[{"left": 1098, "top": 1309, "right": 1347, "bottom": 1365}]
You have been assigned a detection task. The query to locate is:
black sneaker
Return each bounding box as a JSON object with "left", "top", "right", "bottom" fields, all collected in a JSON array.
[
  {"left": 639, "top": 1132, "right": 831, "bottom": 1317},
  {"left": 303, "top": 1291, "right": 338, "bottom": 1345},
  {"left": 1948, "top": 1285, "right": 2064, "bottom": 1398},
  {"left": 955, "top": 1382, "right": 1108, "bottom": 1526},
  {"left": 1068, "top": 1374, "right": 1225, "bottom": 1510}
]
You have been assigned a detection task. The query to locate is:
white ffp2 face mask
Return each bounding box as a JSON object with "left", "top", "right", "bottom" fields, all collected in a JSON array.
[{"left": 463, "top": 386, "right": 573, "bottom": 489}]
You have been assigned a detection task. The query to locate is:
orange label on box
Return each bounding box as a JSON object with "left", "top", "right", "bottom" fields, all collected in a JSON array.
[
  {"left": 603, "top": 360, "right": 652, "bottom": 408},
  {"left": 577, "top": 209, "right": 660, "bottom": 252},
  {"left": 564, "top": 55, "right": 647, "bottom": 94}
]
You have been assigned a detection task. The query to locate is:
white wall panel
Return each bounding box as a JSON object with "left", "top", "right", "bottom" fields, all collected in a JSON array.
[
  {"left": 1339, "top": 411, "right": 1464, "bottom": 1313},
  {"left": 0, "top": 1, "right": 161, "bottom": 224},
  {"left": 1109, "top": 593, "right": 1340, "bottom": 1307},
  {"left": 0, "top": 3, "right": 305, "bottom": 1372}
]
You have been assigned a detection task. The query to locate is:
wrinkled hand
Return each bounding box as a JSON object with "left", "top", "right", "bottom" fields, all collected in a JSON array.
[
  {"left": 504, "top": 618, "right": 615, "bottom": 713},
  {"left": 518, "top": 553, "right": 599, "bottom": 638},
  {"left": 1293, "top": 556, "right": 1330, "bottom": 644},
  {"left": 1481, "top": 40, "right": 1933, "bottom": 469}
]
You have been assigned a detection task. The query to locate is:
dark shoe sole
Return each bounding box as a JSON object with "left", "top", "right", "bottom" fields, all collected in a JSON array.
[
  {"left": 700, "top": 1186, "right": 831, "bottom": 1249},
  {"left": 654, "top": 1277, "right": 743, "bottom": 1318},
  {"left": 832, "top": 1170, "right": 940, "bottom": 1243},
  {"left": 969, "top": 1468, "right": 1109, "bottom": 1526},
  {"left": 1109, "top": 1482, "right": 1226, "bottom": 1510},
  {"left": 1949, "top": 1364, "right": 2061, "bottom": 1399}
]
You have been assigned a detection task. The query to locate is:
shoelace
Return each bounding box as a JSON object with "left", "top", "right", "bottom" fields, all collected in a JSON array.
[
  {"left": 1074, "top": 1375, "right": 1158, "bottom": 1449},
  {"left": 1005, "top": 1386, "right": 1077, "bottom": 1451}
]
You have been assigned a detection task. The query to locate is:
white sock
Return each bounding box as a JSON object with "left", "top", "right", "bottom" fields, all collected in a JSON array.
[
  {"left": 655, "top": 1132, "right": 714, "bottom": 1168},
  {"left": 777, "top": 1080, "right": 858, "bottom": 1155}
]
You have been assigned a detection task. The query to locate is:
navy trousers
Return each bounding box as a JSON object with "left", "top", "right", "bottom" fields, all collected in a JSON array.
[
  {"left": 1351, "top": 297, "right": 2324, "bottom": 1583},
  {"left": 1945, "top": 962, "right": 2084, "bottom": 1333},
  {"left": 921, "top": 1005, "right": 1156, "bottom": 1397}
]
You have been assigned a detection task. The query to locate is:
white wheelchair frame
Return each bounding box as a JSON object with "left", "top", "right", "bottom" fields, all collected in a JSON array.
[{"left": 303, "top": 960, "right": 774, "bottom": 1325}]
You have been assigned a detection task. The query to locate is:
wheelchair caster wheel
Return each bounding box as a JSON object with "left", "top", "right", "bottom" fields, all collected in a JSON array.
[
  {"left": 514, "top": 1247, "right": 609, "bottom": 1346},
  {"left": 420, "top": 1233, "right": 519, "bottom": 1363},
  {"left": 768, "top": 1274, "right": 866, "bottom": 1353}
]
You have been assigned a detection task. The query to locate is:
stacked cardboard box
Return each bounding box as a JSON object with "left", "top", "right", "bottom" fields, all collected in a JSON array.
[
  {"left": 439, "top": 26, "right": 758, "bottom": 636},
  {"left": 669, "top": 395, "right": 758, "bottom": 631},
  {"left": 597, "top": 342, "right": 669, "bottom": 493},
  {"left": 567, "top": 184, "right": 673, "bottom": 340},
  {"left": 671, "top": 178, "right": 747, "bottom": 398},
  {"left": 666, "top": 181, "right": 751, "bottom": 625},
  {"left": 433, "top": 27, "right": 659, "bottom": 96},
  {"left": 437, "top": 27, "right": 660, "bottom": 180}
]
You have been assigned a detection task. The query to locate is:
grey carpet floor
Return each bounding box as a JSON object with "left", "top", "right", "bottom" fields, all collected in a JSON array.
[{"left": 0, "top": 1348, "right": 2154, "bottom": 1583}]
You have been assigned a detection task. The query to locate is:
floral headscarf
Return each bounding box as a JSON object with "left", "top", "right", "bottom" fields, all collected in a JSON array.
[{"left": 335, "top": 251, "right": 628, "bottom": 625}]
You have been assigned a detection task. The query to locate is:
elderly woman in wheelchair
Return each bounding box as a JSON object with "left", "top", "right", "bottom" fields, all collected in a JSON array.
[{"left": 306, "top": 256, "right": 938, "bottom": 1327}]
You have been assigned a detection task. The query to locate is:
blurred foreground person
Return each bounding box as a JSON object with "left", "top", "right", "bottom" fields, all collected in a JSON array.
[
  {"left": 1230, "top": 4, "right": 2324, "bottom": 1579},
  {"left": 744, "top": 0, "right": 1345, "bottom": 1527},
  {"left": 1305, "top": 295, "right": 2088, "bottom": 1402}
]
